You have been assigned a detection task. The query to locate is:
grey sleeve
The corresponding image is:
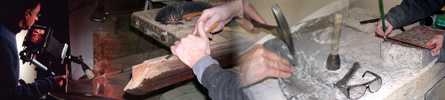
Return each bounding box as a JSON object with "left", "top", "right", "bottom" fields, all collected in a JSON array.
[
  {"left": 385, "top": 0, "right": 445, "bottom": 28},
  {"left": 201, "top": 64, "right": 248, "bottom": 100},
  {"left": 193, "top": 55, "right": 219, "bottom": 84}
]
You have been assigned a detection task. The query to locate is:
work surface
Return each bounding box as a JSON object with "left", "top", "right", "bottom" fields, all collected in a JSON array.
[
  {"left": 66, "top": 4, "right": 445, "bottom": 99},
  {"left": 127, "top": 7, "right": 445, "bottom": 99},
  {"left": 243, "top": 16, "right": 445, "bottom": 100},
  {"left": 124, "top": 8, "right": 269, "bottom": 95}
]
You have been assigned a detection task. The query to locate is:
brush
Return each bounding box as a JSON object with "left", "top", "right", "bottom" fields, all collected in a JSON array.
[{"left": 155, "top": 1, "right": 213, "bottom": 25}]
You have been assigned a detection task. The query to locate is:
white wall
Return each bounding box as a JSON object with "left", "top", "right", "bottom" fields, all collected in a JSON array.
[
  {"left": 16, "top": 30, "right": 37, "bottom": 83},
  {"left": 245, "top": 0, "right": 403, "bottom": 26}
]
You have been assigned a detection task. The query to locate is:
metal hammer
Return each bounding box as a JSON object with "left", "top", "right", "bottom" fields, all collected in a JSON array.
[{"left": 247, "top": 4, "right": 295, "bottom": 55}]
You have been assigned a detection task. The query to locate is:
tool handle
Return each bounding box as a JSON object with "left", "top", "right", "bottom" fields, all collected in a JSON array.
[
  {"left": 207, "top": 22, "right": 220, "bottom": 33},
  {"left": 379, "top": 0, "right": 387, "bottom": 40},
  {"left": 250, "top": 19, "right": 277, "bottom": 30},
  {"left": 336, "top": 62, "right": 360, "bottom": 86}
]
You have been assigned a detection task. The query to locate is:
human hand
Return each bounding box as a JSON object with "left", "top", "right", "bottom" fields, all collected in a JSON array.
[
  {"left": 375, "top": 19, "right": 394, "bottom": 37},
  {"left": 192, "top": 0, "right": 266, "bottom": 38},
  {"left": 171, "top": 21, "right": 211, "bottom": 68},
  {"left": 426, "top": 35, "right": 444, "bottom": 56},
  {"left": 232, "top": 44, "right": 294, "bottom": 86},
  {"left": 53, "top": 75, "right": 67, "bottom": 87}
]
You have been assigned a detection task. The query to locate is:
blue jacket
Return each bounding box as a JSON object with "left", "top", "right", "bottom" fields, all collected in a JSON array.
[{"left": 0, "top": 24, "right": 58, "bottom": 99}]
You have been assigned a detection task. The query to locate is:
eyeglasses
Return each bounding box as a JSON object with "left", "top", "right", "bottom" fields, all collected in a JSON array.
[
  {"left": 30, "top": 11, "right": 41, "bottom": 17},
  {"left": 335, "top": 71, "right": 382, "bottom": 99}
]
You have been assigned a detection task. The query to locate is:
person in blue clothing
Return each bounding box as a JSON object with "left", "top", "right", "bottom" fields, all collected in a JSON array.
[
  {"left": 0, "top": 0, "right": 67, "bottom": 99},
  {"left": 171, "top": 0, "right": 294, "bottom": 100}
]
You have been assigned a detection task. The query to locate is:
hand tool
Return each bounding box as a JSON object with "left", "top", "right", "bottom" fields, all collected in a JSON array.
[
  {"left": 165, "top": 22, "right": 219, "bottom": 60},
  {"left": 335, "top": 62, "right": 360, "bottom": 87},
  {"left": 155, "top": 1, "right": 213, "bottom": 25},
  {"left": 379, "top": 0, "right": 387, "bottom": 40},
  {"left": 247, "top": 4, "right": 295, "bottom": 55},
  {"left": 167, "top": 4, "right": 296, "bottom": 60},
  {"left": 326, "top": 12, "right": 343, "bottom": 71}
]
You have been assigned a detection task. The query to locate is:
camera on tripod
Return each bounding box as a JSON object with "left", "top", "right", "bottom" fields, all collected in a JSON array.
[{"left": 20, "top": 25, "right": 95, "bottom": 80}]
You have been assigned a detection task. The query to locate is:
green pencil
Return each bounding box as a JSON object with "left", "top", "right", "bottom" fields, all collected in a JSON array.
[{"left": 380, "top": 0, "right": 387, "bottom": 40}]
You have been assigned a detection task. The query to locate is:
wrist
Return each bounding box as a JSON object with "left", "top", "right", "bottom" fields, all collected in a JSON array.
[
  {"left": 190, "top": 54, "right": 208, "bottom": 67},
  {"left": 228, "top": 0, "right": 244, "bottom": 17},
  {"left": 192, "top": 56, "right": 219, "bottom": 84}
]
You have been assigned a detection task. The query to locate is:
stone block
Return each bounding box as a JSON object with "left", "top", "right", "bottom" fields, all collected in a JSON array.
[{"left": 381, "top": 40, "right": 436, "bottom": 69}]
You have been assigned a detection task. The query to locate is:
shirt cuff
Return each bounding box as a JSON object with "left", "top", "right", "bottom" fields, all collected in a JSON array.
[{"left": 193, "top": 55, "right": 219, "bottom": 84}]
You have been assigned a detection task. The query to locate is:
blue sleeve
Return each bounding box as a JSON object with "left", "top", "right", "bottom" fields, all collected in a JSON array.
[{"left": 0, "top": 25, "right": 59, "bottom": 99}]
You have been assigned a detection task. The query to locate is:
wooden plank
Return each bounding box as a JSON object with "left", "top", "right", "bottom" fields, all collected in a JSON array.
[
  {"left": 127, "top": 7, "right": 269, "bottom": 95},
  {"left": 124, "top": 38, "right": 253, "bottom": 95}
]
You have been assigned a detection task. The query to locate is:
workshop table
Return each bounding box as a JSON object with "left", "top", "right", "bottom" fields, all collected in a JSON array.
[
  {"left": 93, "top": 5, "right": 445, "bottom": 100},
  {"left": 123, "top": 8, "right": 269, "bottom": 95},
  {"left": 243, "top": 15, "right": 445, "bottom": 100}
]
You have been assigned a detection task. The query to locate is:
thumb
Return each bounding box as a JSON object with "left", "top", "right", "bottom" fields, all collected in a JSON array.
[
  {"left": 198, "top": 20, "right": 209, "bottom": 39},
  {"left": 432, "top": 44, "right": 442, "bottom": 56},
  {"left": 427, "top": 37, "right": 439, "bottom": 46}
]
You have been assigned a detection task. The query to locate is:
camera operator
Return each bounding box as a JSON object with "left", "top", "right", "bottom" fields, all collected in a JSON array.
[{"left": 0, "top": 0, "right": 67, "bottom": 99}]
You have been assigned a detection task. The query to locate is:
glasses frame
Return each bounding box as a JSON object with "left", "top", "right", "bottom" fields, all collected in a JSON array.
[
  {"left": 335, "top": 71, "right": 382, "bottom": 99},
  {"left": 30, "top": 11, "right": 41, "bottom": 17}
]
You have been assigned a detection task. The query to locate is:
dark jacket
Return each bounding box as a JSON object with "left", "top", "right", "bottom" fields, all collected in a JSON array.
[
  {"left": 385, "top": 0, "right": 445, "bottom": 62},
  {"left": 0, "top": 25, "right": 59, "bottom": 99},
  {"left": 193, "top": 55, "right": 248, "bottom": 100},
  {"left": 201, "top": 64, "right": 248, "bottom": 100},
  {"left": 385, "top": 0, "right": 445, "bottom": 28}
]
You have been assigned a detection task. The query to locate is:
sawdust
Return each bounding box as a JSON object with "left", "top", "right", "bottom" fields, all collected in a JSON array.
[{"left": 124, "top": 55, "right": 173, "bottom": 91}]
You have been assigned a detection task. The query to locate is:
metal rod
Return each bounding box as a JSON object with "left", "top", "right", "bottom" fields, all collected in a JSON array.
[
  {"left": 31, "top": 59, "right": 55, "bottom": 75},
  {"left": 144, "top": 0, "right": 149, "bottom": 10}
]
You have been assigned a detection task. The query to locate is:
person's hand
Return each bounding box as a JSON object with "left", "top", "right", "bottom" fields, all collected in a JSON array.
[
  {"left": 427, "top": 35, "right": 444, "bottom": 56},
  {"left": 53, "top": 75, "right": 67, "bottom": 87},
  {"left": 232, "top": 44, "right": 294, "bottom": 86},
  {"left": 375, "top": 19, "right": 394, "bottom": 37},
  {"left": 171, "top": 21, "right": 211, "bottom": 68},
  {"left": 192, "top": 0, "right": 266, "bottom": 38}
]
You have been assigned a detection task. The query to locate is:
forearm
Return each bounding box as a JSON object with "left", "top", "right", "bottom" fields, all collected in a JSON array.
[
  {"left": 193, "top": 55, "right": 219, "bottom": 83},
  {"left": 0, "top": 40, "right": 59, "bottom": 99},
  {"left": 201, "top": 64, "right": 248, "bottom": 100},
  {"left": 192, "top": 56, "right": 248, "bottom": 100},
  {"left": 1, "top": 77, "right": 58, "bottom": 99},
  {"left": 385, "top": 0, "right": 445, "bottom": 28}
]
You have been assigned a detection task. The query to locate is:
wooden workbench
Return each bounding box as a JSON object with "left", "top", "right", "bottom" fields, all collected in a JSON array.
[{"left": 124, "top": 8, "right": 269, "bottom": 95}]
